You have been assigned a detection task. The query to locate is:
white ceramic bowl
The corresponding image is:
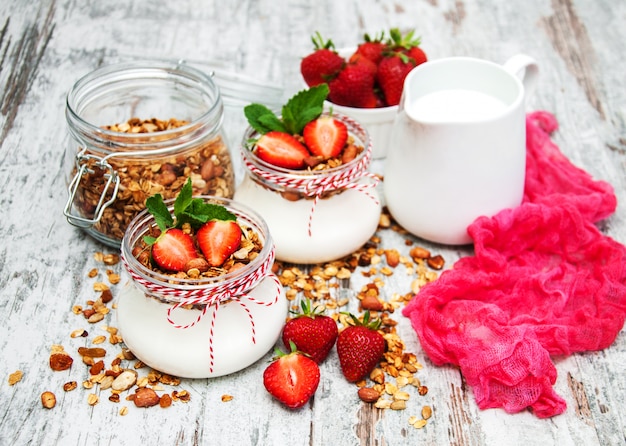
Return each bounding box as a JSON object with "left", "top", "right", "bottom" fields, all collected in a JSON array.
[{"left": 323, "top": 47, "right": 398, "bottom": 159}]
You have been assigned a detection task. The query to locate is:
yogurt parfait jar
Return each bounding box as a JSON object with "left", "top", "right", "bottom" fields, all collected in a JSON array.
[
  {"left": 117, "top": 196, "right": 287, "bottom": 378},
  {"left": 234, "top": 112, "right": 381, "bottom": 264},
  {"left": 63, "top": 60, "right": 235, "bottom": 247}
]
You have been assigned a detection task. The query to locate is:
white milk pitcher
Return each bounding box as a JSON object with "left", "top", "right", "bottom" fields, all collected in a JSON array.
[{"left": 384, "top": 55, "right": 538, "bottom": 245}]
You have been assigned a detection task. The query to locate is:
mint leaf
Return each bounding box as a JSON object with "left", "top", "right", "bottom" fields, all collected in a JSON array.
[
  {"left": 244, "top": 84, "right": 329, "bottom": 136},
  {"left": 173, "top": 178, "right": 193, "bottom": 217},
  {"left": 281, "top": 84, "right": 328, "bottom": 134},
  {"left": 244, "top": 104, "right": 285, "bottom": 134},
  {"left": 258, "top": 114, "right": 287, "bottom": 133},
  {"left": 145, "top": 194, "right": 173, "bottom": 231},
  {"left": 176, "top": 199, "right": 237, "bottom": 229}
]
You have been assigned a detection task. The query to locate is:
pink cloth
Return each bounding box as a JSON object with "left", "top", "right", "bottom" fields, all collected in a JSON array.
[{"left": 402, "top": 111, "right": 626, "bottom": 418}]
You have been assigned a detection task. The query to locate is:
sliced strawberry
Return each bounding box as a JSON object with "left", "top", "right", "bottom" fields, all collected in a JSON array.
[
  {"left": 255, "top": 131, "right": 311, "bottom": 170},
  {"left": 151, "top": 228, "right": 198, "bottom": 272},
  {"left": 263, "top": 348, "right": 321, "bottom": 409},
  {"left": 196, "top": 220, "right": 242, "bottom": 267},
  {"left": 302, "top": 116, "right": 348, "bottom": 159}
]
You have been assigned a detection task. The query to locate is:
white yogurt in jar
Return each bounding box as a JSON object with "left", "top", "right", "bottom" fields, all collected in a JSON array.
[
  {"left": 235, "top": 176, "right": 380, "bottom": 264},
  {"left": 117, "top": 196, "right": 287, "bottom": 379},
  {"left": 234, "top": 112, "right": 382, "bottom": 264},
  {"left": 116, "top": 273, "right": 287, "bottom": 378}
]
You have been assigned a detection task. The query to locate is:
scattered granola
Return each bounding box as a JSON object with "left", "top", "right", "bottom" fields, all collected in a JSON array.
[{"left": 44, "top": 205, "right": 442, "bottom": 434}]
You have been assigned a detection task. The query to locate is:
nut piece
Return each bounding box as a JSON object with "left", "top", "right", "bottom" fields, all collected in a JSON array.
[
  {"left": 78, "top": 347, "right": 107, "bottom": 358},
  {"left": 87, "top": 393, "right": 99, "bottom": 406},
  {"left": 358, "top": 387, "right": 381, "bottom": 403},
  {"left": 111, "top": 370, "right": 138, "bottom": 392},
  {"left": 49, "top": 353, "right": 74, "bottom": 371},
  {"left": 63, "top": 381, "right": 78, "bottom": 392},
  {"left": 384, "top": 249, "right": 400, "bottom": 267},
  {"left": 133, "top": 387, "right": 160, "bottom": 408},
  {"left": 390, "top": 400, "right": 406, "bottom": 410},
  {"left": 159, "top": 393, "right": 173, "bottom": 408},
  {"left": 41, "top": 391, "right": 56, "bottom": 409},
  {"left": 409, "top": 246, "right": 431, "bottom": 260}
]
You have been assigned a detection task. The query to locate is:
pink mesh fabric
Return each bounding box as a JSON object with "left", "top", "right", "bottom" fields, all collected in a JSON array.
[{"left": 402, "top": 111, "right": 626, "bottom": 418}]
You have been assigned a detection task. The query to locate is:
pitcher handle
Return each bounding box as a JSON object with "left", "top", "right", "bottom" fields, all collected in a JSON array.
[{"left": 503, "top": 54, "right": 539, "bottom": 100}]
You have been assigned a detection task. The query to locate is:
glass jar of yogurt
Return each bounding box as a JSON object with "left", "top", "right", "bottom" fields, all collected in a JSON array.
[
  {"left": 234, "top": 113, "right": 381, "bottom": 264},
  {"left": 117, "top": 196, "right": 287, "bottom": 378},
  {"left": 63, "top": 60, "right": 235, "bottom": 248}
]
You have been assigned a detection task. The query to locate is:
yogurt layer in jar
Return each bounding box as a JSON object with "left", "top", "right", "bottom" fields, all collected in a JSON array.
[
  {"left": 117, "top": 197, "right": 287, "bottom": 378},
  {"left": 234, "top": 112, "right": 381, "bottom": 264}
]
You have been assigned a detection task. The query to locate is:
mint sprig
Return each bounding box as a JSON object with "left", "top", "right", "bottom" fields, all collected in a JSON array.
[
  {"left": 143, "top": 178, "right": 237, "bottom": 245},
  {"left": 244, "top": 84, "right": 329, "bottom": 136}
]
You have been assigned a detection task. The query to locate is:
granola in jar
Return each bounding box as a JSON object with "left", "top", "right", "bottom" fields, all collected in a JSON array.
[{"left": 64, "top": 61, "right": 235, "bottom": 247}]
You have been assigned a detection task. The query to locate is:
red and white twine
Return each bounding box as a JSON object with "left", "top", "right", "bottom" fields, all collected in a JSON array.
[
  {"left": 121, "top": 236, "right": 281, "bottom": 373},
  {"left": 243, "top": 117, "right": 380, "bottom": 236}
]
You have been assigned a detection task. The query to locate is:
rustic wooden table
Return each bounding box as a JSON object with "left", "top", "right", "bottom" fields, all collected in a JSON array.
[{"left": 1, "top": 0, "right": 625, "bottom": 445}]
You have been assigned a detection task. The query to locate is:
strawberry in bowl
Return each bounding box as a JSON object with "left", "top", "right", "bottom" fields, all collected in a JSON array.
[{"left": 300, "top": 28, "right": 428, "bottom": 159}]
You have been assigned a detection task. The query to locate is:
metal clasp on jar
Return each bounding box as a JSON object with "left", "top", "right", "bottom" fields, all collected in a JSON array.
[{"left": 63, "top": 151, "right": 120, "bottom": 229}]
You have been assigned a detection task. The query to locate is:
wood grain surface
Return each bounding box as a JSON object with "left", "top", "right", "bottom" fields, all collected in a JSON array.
[{"left": 1, "top": 1, "right": 625, "bottom": 445}]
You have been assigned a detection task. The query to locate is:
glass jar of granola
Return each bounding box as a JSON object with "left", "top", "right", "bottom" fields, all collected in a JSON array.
[
  {"left": 117, "top": 196, "right": 287, "bottom": 378},
  {"left": 234, "top": 112, "right": 382, "bottom": 264},
  {"left": 63, "top": 60, "right": 235, "bottom": 247}
]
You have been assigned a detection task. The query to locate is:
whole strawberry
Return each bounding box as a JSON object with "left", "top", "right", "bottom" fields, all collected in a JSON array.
[
  {"left": 377, "top": 28, "right": 428, "bottom": 106},
  {"left": 337, "top": 312, "right": 386, "bottom": 382},
  {"left": 282, "top": 299, "right": 338, "bottom": 364},
  {"left": 263, "top": 342, "right": 321, "bottom": 409},
  {"left": 376, "top": 53, "right": 415, "bottom": 106},
  {"left": 301, "top": 32, "right": 345, "bottom": 87},
  {"left": 328, "top": 61, "right": 378, "bottom": 108},
  {"left": 350, "top": 31, "right": 387, "bottom": 65}
]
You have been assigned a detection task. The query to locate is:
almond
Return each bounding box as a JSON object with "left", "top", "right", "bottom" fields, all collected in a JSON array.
[
  {"left": 133, "top": 387, "right": 160, "bottom": 408},
  {"left": 427, "top": 255, "right": 445, "bottom": 270},
  {"left": 49, "top": 353, "right": 74, "bottom": 371},
  {"left": 384, "top": 249, "right": 400, "bottom": 267},
  {"left": 409, "top": 246, "right": 431, "bottom": 260},
  {"left": 78, "top": 347, "right": 106, "bottom": 358},
  {"left": 112, "top": 370, "right": 138, "bottom": 392},
  {"left": 358, "top": 387, "right": 381, "bottom": 403},
  {"left": 360, "top": 293, "right": 384, "bottom": 311},
  {"left": 185, "top": 257, "right": 209, "bottom": 273}
]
